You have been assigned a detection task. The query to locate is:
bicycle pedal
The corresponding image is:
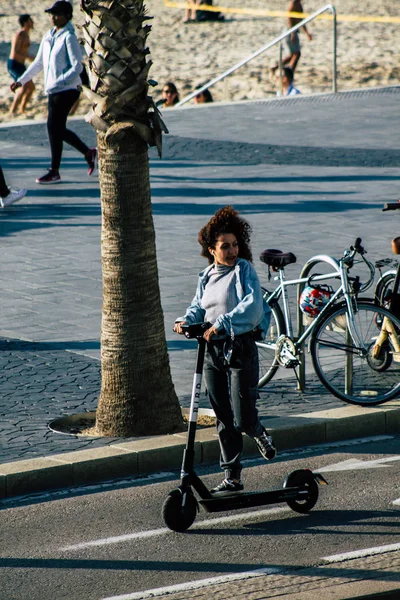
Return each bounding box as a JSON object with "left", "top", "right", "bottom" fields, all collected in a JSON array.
[{"left": 287, "top": 359, "right": 300, "bottom": 368}]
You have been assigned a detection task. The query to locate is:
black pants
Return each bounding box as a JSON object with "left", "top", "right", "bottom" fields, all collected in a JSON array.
[
  {"left": 0, "top": 166, "right": 10, "bottom": 198},
  {"left": 203, "top": 334, "right": 263, "bottom": 479},
  {"left": 47, "top": 90, "right": 89, "bottom": 171}
]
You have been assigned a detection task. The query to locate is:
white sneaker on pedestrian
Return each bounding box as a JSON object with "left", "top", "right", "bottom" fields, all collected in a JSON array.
[{"left": 0, "top": 188, "right": 27, "bottom": 208}]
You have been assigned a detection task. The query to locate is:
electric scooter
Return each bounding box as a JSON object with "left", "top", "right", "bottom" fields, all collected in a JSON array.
[{"left": 162, "top": 322, "right": 328, "bottom": 532}]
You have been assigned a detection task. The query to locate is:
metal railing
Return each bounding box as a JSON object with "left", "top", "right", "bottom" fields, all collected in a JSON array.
[{"left": 176, "top": 3, "right": 337, "bottom": 107}]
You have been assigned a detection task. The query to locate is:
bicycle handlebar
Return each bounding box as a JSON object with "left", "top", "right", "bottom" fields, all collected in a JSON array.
[
  {"left": 352, "top": 237, "right": 364, "bottom": 254},
  {"left": 341, "top": 237, "right": 375, "bottom": 293},
  {"left": 345, "top": 237, "right": 365, "bottom": 261}
]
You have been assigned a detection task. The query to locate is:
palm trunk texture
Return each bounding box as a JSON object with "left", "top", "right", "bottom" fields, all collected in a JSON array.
[{"left": 80, "top": 0, "right": 183, "bottom": 436}]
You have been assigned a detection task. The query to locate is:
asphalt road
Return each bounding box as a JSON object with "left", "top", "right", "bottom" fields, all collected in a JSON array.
[{"left": 0, "top": 434, "right": 399, "bottom": 600}]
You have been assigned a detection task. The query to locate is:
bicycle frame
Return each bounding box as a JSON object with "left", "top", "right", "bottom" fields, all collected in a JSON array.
[
  {"left": 261, "top": 257, "right": 370, "bottom": 353},
  {"left": 258, "top": 239, "right": 400, "bottom": 401},
  {"left": 265, "top": 269, "right": 342, "bottom": 348}
]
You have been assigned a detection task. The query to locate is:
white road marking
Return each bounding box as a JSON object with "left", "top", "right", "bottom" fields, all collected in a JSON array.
[
  {"left": 100, "top": 567, "right": 281, "bottom": 600},
  {"left": 0, "top": 471, "right": 175, "bottom": 508},
  {"left": 242, "top": 435, "right": 394, "bottom": 467},
  {"left": 317, "top": 455, "right": 400, "bottom": 473},
  {"left": 61, "top": 528, "right": 170, "bottom": 550},
  {"left": 60, "top": 506, "right": 290, "bottom": 551},
  {"left": 323, "top": 542, "right": 400, "bottom": 563}
]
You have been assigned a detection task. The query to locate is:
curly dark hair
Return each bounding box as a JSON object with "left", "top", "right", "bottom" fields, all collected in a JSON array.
[{"left": 198, "top": 205, "right": 253, "bottom": 264}]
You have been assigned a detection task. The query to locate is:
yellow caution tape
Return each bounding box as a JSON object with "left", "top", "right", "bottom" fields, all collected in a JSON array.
[{"left": 165, "top": 0, "right": 400, "bottom": 24}]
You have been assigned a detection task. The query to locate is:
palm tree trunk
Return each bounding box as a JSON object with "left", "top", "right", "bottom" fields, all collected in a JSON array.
[{"left": 80, "top": 0, "right": 183, "bottom": 436}]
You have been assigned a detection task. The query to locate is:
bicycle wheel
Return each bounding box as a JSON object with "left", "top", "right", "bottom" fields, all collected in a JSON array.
[
  {"left": 375, "top": 272, "right": 396, "bottom": 309},
  {"left": 310, "top": 302, "right": 400, "bottom": 405},
  {"left": 256, "top": 298, "right": 285, "bottom": 388}
]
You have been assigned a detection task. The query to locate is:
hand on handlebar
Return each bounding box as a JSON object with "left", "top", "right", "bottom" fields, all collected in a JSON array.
[
  {"left": 383, "top": 200, "right": 400, "bottom": 211},
  {"left": 203, "top": 325, "right": 220, "bottom": 342},
  {"left": 173, "top": 321, "right": 187, "bottom": 334}
]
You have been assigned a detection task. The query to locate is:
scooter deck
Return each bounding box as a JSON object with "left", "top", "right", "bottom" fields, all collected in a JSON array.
[{"left": 199, "top": 485, "right": 309, "bottom": 513}]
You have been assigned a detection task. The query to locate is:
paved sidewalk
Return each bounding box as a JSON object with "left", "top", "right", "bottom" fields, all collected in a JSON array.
[
  {"left": 0, "top": 86, "right": 400, "bottom": 477},
  {"left": 0, "top": 335, "right": 347, "bottom": 465}
]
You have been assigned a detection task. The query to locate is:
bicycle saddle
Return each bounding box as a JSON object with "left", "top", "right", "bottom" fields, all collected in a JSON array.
[
  {"left": 392, "top": 237, "right": 400, "bottom": 255},
  {"left": 260, "top": 249, "right": 297, "bottom": 269}
]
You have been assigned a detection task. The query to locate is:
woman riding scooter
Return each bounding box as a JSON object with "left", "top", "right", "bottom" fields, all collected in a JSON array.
[{"left": 174, "top": 206, "right": 276, "bottom": 493}]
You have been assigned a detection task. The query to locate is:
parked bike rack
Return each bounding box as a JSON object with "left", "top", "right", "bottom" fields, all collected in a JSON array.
[{"left": 296, "top": 255, "right": 341, "bottom": 391}]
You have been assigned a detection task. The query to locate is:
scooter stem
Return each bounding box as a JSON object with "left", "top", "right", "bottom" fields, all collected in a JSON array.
[{"left": 181, "top": 336, "right": 206, "bottom": 482}]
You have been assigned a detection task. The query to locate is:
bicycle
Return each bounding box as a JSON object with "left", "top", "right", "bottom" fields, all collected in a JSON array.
[
  {"left": 374, "top": 201, "right": 400, "bottom": 319},
  {"left": 256, "top": 238, "right": 400, "bottom": 406}
]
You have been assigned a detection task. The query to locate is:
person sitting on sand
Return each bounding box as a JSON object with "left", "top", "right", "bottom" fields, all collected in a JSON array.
[
  {"left": 276, "top": 67, "right": 301, "bottom": 97},
  {"left": 156, "top": 82, "right": 180, "bottom": 108},
  {"left": 194, "top": 85, "right": 214, "bottom": 104},
  {"left": 8, "top": 14, "right": 36, "bottom": 115}
]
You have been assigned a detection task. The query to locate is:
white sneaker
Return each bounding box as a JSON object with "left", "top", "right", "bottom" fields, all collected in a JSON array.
[{"left": 0, "top": 188, "right": 27, "bottom": 208}]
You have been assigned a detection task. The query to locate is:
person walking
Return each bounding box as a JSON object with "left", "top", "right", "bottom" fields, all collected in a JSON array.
[
  {"left": 10, "top": 1, "right": 96, "bottom": 184},
  {"left": 8, "top": 14, "right": 36, "bottom": 115},
  {"left": 174, "top": 206, "right": 276, "bottom": 494},
  {"left": 283, "top": 0, "right": 313, "bottom": 72},
  {"left": 0, "top": 165, "right": 27, "bottom": 208},
  {"left": 184, "top": 0, "right": 202, "bottom": 22}
]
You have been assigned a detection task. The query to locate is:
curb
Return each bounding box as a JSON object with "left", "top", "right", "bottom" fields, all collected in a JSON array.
[{"left": 0, "top": 401, "right": 399, "bottom": 500}]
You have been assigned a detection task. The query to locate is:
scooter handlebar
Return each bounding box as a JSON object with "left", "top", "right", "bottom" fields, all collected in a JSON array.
[
  {"left": 174, "top": 322, "right": 212, "bottom": 339},
  {"left": 383, "top": 201, "right": 400, "bottom": 211}
]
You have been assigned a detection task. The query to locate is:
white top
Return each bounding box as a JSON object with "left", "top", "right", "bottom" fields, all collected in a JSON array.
[
  {"left": 276, "top": 84, "right": 301, "bottom": 97},
  {"left": 18, "top": 21, "right": 82, "bottom": 95}
]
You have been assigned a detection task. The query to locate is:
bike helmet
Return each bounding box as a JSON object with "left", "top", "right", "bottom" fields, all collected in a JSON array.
[{"left": 299, "top": 285, "right": 332, "bottom": 318}]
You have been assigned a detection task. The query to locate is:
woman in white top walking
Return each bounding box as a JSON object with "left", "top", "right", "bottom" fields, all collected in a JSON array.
[{"left": 10, "top": 1, "right": 96, "bottom": 184}]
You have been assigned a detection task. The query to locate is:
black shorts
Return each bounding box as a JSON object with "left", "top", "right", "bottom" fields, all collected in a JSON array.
[{"left": 7, "top": 59, "right": 26, "bottom": 81}]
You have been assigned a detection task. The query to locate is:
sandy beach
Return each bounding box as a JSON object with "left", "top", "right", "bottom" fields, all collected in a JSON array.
[{"left": 0, "top": 0, "right": 399, "bottom": 123}]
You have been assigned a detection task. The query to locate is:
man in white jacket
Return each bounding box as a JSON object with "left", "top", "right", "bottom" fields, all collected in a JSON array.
[{"left": 10, "top": 1, "right": 96, "bottom": 184}]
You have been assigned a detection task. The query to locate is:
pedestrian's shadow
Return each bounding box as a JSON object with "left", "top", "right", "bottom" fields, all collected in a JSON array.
[{"left": 0, "top": 202, "right": 100, "bottom": 237}]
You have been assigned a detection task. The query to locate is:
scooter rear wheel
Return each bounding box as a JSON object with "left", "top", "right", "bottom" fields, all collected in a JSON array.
[
  {"left": 283, "top": 469, "right": 319, "bottom": 514},
  {"left": 162, "top": 488, "right": 198, "bottom": 532}
]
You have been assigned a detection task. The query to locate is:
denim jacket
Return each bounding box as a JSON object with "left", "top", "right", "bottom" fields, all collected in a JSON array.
[{"left": 179, "top": 258, "right": 271, "bottom": 338}]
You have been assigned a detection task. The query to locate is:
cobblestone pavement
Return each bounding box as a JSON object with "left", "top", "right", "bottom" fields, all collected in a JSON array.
[
  {"left": 1, "top": 88, "right": 400, "bottom": 465},
  {"left": 153, "top": 550, "right": 400, "bottom": 599},
  {"left": 0, "top": 335, "right": 344, "bottom": 464}
]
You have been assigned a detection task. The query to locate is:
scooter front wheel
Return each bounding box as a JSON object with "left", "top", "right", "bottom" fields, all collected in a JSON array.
[
  {"left": 283, "top": 469, "right": 319, "bottom": 514},
  {"left": 162, "top": 488, "right": 198, "bottom": 532}
]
